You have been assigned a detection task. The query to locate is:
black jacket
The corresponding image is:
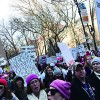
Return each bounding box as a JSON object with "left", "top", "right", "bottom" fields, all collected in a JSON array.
[
  {"left": 70, "top": 76, "right": 95, "bottom": 100},
  {"left": 88, "top": 72, "right": 100, "bottom": 100}
]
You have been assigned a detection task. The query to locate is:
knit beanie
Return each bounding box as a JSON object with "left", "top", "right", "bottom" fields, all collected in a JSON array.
[
  {"left": 50, "top": 79, "right": 71, "bottom": 99},
  {"left": 91, "top": 57, "right": 100, "bottom": 64},
  {"left": 53, "top": 67, "right": 62, "bottom": 76},
  {"left": 14, "top": 76, "right": 24, "bottom": 84},
  {"left": 50, "top": 63, "right": 55, "bottom": 67},
  {"left": 26, "top": 74, "right": 39, "bottom": 85},
  {"left": 0, "top": 79, "right": 8, "bottom": 87}
]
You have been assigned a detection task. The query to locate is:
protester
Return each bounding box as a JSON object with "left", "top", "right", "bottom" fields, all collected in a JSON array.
[
  {"left": 48, "top": 79, "right": 71, "bottom": 100},
  {"left": 70, "top": 62, "right": 95, "bottom": 100},
  {"left": 0, "top": 78, "right": 19, "bottom": 100},
  {"left": 43, "top": 66, "right": 54, "bottom": 88},
  {"left": 8, "top": 70, "right": 16, "bottom": 91},
  {"left": 13, "top": 76, "right": 27, "bottom": 100},
  {"left": 88, "top": 57, "right": 100, "bottom": 100},
  {"left": 84, "top": 52, "right": 92, "bottom": 76},
  {"left": 26, "top": 74, "right": 48, "bottom": 100},
  {"left": 53, "top": 67, "right": 64, "bottom": 80}
]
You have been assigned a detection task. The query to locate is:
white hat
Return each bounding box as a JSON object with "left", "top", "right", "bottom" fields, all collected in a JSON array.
[
  {"left": 53, "top": 67, "right": 62, "bottom": 76},
  {"left": 50, "top": 63, "right": 55, "bottom": 67},
  {"left": 91, "top": 57, "right": 100, "bottom": 64}
]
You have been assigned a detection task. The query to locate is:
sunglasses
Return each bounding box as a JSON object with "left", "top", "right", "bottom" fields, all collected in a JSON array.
[
  {"left": 47, "top": 88, "right": 58, "bottom": 96},
  {"left": 55, "top": 75, "right": 62, "bottom": 79},
  {"left": 0, "top": 86, "right": 4, "bottom": 89}
]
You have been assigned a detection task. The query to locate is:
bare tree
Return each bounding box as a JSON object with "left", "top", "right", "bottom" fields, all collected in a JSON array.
[{"left": 0, "top": 21, "right": 18, "bottom": 55}]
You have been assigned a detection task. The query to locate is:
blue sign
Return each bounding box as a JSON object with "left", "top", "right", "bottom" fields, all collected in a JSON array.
[{"left": 78, "top": 3, "right": 86, "bottom": 10}]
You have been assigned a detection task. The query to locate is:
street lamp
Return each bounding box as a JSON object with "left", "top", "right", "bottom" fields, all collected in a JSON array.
[{"left": 73, "top": 0, "right": 90, "bottom": 50}]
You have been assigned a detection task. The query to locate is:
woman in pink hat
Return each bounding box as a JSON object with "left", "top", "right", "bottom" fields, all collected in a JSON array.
[
  {"left": 48, "top": 79, "right": 71, "bottom": 100},
  {"left": 26, "top": 74, "right": 48, "bottom": 100}
]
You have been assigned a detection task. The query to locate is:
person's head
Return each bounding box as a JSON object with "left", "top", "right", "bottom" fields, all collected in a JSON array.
[
  {"left": 0, "top": 79, "right": 13, "bottom": 99},
  {"left": 63, "top": 63, "right": 68, "bottom": 68},
  {"left": 13, "top": 76, "right": 24, "bottom": 89},
  {"left": 9, "top": 71, "right": 16, "bottom": 80},
  {"left": 84, "top": 55, "right": 92, "bottom": 65},
  {"left": 96, "top": 51, "right": 100, "bottom": 57},
  {"left": 26, "top": 74, "right": 43, "bottom": 95},
  {"left": 45, "top": 66, "right": 53, "bottom": 76},
  {"left": 48, "top": 79, "right": 71, "bottom": 100},
  {"left": 53, "top": 68, "right": 64, "bottom": 80},
  {"left": 91, "top": 57, "right": 100, "bottom": 73},
  {"left": 74, "top": 62, "right": 86, "bottom": 80},
  {"left": 0, "top": 79, "right": 8, "bottom": 96}
]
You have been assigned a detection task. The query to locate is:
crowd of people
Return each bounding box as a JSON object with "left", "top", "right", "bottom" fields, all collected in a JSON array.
[{"left": 0, "top": 51, "right": 100, "bottom": 100}]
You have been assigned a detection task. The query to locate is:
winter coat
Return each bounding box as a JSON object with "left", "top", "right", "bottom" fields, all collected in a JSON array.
[
  {"left": 88, "top": 72, "right": 100, "bottom": 100},
  {"left": 27, "top": 90, "right": 48, "bottom": 100},
  {"left": 0, "top": 93, "right": 19, "bottom": 100},
  {"left": 70, "top": 76, "right": 95, "bottom": 100},
  {"left": 13, "top": 76, "right": 27, "bottom": 100}
]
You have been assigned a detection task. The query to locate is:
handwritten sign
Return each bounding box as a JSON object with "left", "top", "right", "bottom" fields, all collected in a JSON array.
[
  {"left": 9, "top": 53, "right": 40, "bottom": 85},
  {"left": 57, "top": 42, "right": 75, "bottom": 66},
  {"left": 47, "top": 56, "right": 57, "bottom": 64},
  {"left": 78, "top": 44, "right": 86, "bottom": 56},
  {"left": 70, "top": 48, "right": 78, "bottom": 60}
]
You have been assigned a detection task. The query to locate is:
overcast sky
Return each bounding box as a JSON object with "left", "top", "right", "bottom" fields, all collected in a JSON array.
[{"left": 0, "top": 0, "right": 90, "bottom": 21}]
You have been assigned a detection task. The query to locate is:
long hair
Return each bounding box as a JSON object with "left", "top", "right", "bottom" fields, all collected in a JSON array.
[
  {"left": 45, "top": 66, "right": 53, "bottom": 77},
  {"left": 26, "top": 79, "right": 44, "bottom": 94},
  {"left": 84, "top": 56, "right": 92, "bottom": 67},
  {"left": 0, "top": 86, "right": 13, "bottom": 99}
]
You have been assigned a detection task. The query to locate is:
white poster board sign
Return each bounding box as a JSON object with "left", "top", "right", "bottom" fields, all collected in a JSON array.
[
  {"left": 57, "top": 42, "right": 75, "bottom": 66},
  {"left": 95, "top": 0, "right": 100, "bottom": 35},
  {"left": 78, "top": 44, "right": 86, "bottom": 56},
  {"left": 70, "top": 48, "right": 78, "bottom": 60},
  {"left": 47, "top": 56, "right": 57, "bottom": 64},
  {"left": 9, "top": 53, "right": 40, "bottom": 85},
  {"left": 20, "top": 45, "right": 37, "bottom": 62},
  {"left": 39, "top": 55, "right": 48, "bottom": 64}
]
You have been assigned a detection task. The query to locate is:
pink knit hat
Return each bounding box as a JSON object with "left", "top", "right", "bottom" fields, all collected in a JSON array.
[
  {"left": 50, "top": 79, "right": 71, "bottom": 99},
  {"left": 26, "top": 74, "right": 38, "bottom": 85}
]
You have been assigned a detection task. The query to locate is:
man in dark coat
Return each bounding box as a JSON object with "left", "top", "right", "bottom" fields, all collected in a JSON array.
[
  {"left": 88, "top": 57, "right": 100, "bottom": 100},
  {"left": 70, "top": 63, "right": 95, "bottom": 100}
]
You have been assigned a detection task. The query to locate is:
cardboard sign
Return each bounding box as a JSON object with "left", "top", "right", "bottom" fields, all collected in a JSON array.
[
  {"left": 9, "top": 53, "right": 40, "bottom": 85},
  {"left": 57, "top": 42, "right": 75, "bottom": 66}
]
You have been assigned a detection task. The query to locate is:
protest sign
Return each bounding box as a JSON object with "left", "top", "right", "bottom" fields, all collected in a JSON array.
[
  {"left": 39, "top": 55, "right": 48, "bottom": 64},
  {"left": 47, "top": 56, "right": 57, "bottom": 64},
  {"left": 9, "top": 53, "right": 40, "bottom": 85},
  {"left": 95, "top": 0, "right": 100, "bottom": 35},
  {"left": 78, "top": 44, "right": 86, "bottom": 56},
  {"left": 20, "top": 45, "right": 37, "bottom": 63},
  {"left": 57, "top": 42, "right": 75, "bottom": 66},
  {"left": 78, "top": 2, "right": 89, "bottom": 25},
  {"left": 70, "top": 48, "right": 78, "bottom": 60}
]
